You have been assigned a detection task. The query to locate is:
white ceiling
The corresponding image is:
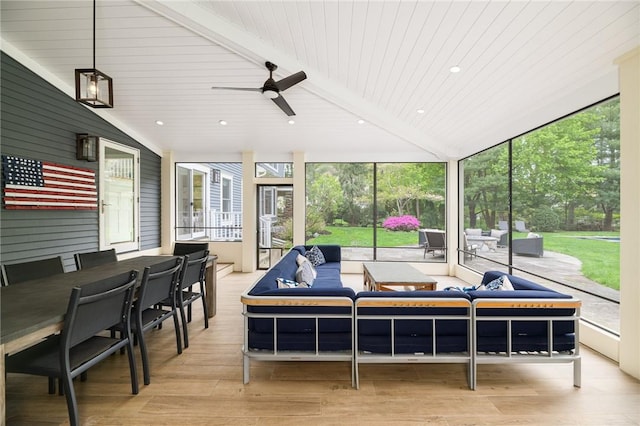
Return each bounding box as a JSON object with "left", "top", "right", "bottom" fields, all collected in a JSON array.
[{"left": 1, "top": 1, "right": 638, "bottom": 162}]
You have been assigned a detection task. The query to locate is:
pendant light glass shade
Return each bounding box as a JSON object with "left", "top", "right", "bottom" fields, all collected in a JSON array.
[{"left": 75, "top": 68, "right": 113, "bottom": 108}]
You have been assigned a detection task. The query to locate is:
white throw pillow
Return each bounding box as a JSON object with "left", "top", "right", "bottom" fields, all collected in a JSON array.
[{"left": 295, "top": 261, "right": 315, "bottom": 286}]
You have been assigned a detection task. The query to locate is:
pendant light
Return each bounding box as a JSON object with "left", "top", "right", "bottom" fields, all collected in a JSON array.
[{"left": 75, "top": 0, "right": 113, "bottom": 108}]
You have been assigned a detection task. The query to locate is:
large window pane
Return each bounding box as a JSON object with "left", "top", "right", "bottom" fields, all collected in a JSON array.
[
  {"left": 460, "top": 143, "right": 509, "bottom": 265},
  {"left": 459, "top": 97, "right": 620, "bottom": 333},
  {"left": 376, "top": 163, "right": 446, "bottom": 262},
  {"left": 305, "top": 163, "right": 374, "bottom": 260},
  {"left": 305, "top": 162, "right": 446, "bottom": 262}
]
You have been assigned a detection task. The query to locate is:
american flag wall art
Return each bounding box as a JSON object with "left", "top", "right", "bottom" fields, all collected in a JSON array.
[{"left": 2, "top": 155, "right": 98, "bottom": 210}]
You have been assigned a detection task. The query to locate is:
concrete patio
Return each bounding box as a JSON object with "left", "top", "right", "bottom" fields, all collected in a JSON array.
[{"left": 340, "top": 245, "right": 620, "bottom": 333}]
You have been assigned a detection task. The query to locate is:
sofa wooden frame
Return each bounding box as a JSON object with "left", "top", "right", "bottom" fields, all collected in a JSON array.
[
  {"left": 471, "top": 298, "right": 582, "bottom": 390},
  {"left": 241, "top": 293, "right": 355, "bottom": 386}
]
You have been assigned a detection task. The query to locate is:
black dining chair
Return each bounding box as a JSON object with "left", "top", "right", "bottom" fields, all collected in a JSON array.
[
  {"left": 116, "top": 257, "right": 184, "bottom": 385},
  {"left": 173, "top": 242, "right": 209, "bottom": 256},
  {"left": 74, "top": 248, "right": 117, "bottom": 270},
  {"left": 174, "top": 250, "right": 210, "bottom": 348},
  {"left": 1, "top": 256, "right": 64, "bottom": 286},
  {"left": 5, "top": 270, "right": 139, "bottom": 426}
]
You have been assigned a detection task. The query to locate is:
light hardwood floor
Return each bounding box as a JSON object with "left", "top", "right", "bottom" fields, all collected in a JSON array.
[{"left": 5, "top": 271, "right": 640, "bottom": 425}]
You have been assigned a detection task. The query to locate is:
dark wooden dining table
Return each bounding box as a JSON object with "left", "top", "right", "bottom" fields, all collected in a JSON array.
[{"left": 0, "top": 254, "right": 209, "bottom": 423}]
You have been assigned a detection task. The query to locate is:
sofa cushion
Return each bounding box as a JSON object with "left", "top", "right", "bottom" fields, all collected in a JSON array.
[{"left": 481, "top": 271, "right": 558, "bottom": 292}]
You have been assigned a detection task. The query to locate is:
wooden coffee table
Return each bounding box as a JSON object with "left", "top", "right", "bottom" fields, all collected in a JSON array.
[{"left": 363, "top": 262, "right": 437, "bottom": 291}]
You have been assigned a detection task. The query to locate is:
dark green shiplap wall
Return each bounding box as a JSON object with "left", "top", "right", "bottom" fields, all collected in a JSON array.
[{"left": 0, "top": 51, "right": 161, "bottom": 271}]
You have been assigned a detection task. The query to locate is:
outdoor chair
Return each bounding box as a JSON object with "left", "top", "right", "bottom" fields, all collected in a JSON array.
[
  {"left": 463, "top": 233, "right": 478, "bottom": 259},
  {"left": 74, "top": 249, "right": 117, "bottom": 270},
  {"left": 515, "top": 221, "right": 529, "bottom": 232},
  {"left": 1, "top": 256, "right": 64, "bottom": 286},
  {"left": 422, "top": 230, "right": 446, "bottom": 257},
  {"left": 498, "top": 220, "right": 508, "bottom": 231},
  {"left": 115, "top": 257, "right": 184, "bottom": 385},
  {"left": 172, "top": 250, "right": 210, "bottom": 348},
  {"left": 5, "top": 270, "right": 139, "bottom": 426},
  {"left": 173, "top": 242, "right": 209, "bottom": 256}
]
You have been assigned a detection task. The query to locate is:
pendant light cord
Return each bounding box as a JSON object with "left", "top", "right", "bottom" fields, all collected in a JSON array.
[{"left": 92, "top": 0, "right": 96, "bottom": 69}]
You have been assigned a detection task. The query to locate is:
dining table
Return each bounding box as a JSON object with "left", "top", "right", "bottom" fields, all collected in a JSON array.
[{"left": 0, "top": 254, "right": 217, "bottom": 424}]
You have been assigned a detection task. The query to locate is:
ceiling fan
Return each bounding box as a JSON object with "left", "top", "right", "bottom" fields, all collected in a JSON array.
[{"left": 211, "top": 61, "right": 307, "bottom": 116}]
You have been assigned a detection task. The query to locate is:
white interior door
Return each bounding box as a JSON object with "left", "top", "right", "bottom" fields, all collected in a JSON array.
[{"left": 99, "top": 139, "right": 140, "bottom": 253}]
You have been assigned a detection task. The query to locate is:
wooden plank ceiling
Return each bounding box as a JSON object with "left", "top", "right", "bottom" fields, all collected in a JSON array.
[{"left": 1, "top": 1, "right": 638, "bottom": 161}]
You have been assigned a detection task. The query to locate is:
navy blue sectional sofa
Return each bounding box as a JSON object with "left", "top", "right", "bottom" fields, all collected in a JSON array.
[
  {"left": 241, "top": 245, "right": 356, "bottom": 385},
  {"left": 241, "top": 246, "right": 581, "bottom": 389}
]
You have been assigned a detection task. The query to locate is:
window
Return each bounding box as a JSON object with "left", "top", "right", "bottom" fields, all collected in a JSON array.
[
  {"left": 221, "top": 174, "right": 232, "bottom": 213},
  {"left": 305, "top": 162, "right": 446, "bottom": 261},
  {"left": 255, "top": 162, "right": 293, "bottom": 178},
  {"left": 460, "top": 96, "right": 620, "bottom": 333},
  {"left": 175, "top": 162, "right": 242, "bottom": 241}
]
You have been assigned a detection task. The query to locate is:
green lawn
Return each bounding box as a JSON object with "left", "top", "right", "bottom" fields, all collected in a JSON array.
[
  {"left": 538, "top": 231, "right": 620, "bottom": 290},
  {"left": 307, "top": 227, "right": 620, "bottom": 290}
]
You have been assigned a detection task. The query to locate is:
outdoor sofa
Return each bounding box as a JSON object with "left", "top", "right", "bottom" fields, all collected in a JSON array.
[
  {"left": 241, "top": 246, "right": 581, "bottom": 390},
  {"left": 512, "top": 235, "right": 544, "bottom": 257}
]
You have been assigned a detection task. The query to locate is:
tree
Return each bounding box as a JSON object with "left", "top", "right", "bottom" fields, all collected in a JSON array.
[
  {"left": 336, "top": 163, "right": 372, "bottom": 226},
  {"left": 512, "top": 113, "right": 601, "bottom": 230},
  {"left": 307, "top": 173, "right": 342, "bottom": 224},
  {"left": 462, "top": 145, "right": 509, "bottom": 229},
  {"left": 591, "top": 98, "right": 620, "bottom": 231}
]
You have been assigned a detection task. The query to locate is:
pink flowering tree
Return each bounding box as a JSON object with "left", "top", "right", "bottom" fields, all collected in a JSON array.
[{"left": 381, "top": 215, "right": 420, "bottom": 232}]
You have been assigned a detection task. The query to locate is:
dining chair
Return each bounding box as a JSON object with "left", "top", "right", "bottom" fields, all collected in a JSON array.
[
  {"left": 175, "top": 250, "right": 210, "bottom": 348},
  {"left": 5, "top": 270, "right": 139, "bottom": 426},
  {"left": 74, "top": 248, "right": 117, "bottom": 270},
  {"left": 117, "top": 257, "right": 184, "bottom": 385},
  {"left": 173, "top": 242, "right": 209, "bottom": 256},
  {"left": 1, "top": 256, "right": 64, "bottom": 286}
]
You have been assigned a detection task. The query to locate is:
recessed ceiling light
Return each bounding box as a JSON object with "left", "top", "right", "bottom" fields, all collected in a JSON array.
[
  {"left": 357, "top": 119, "right": 365, "bottom": 124},
  {"left": 450, "top": 66, "right": 461, "bottom": 73},
  {"left": 219, "top": 120, "right": 227, "bottom": 126},
  {"left": 155, "top": 120, "right": 164, "bottom": 126},
  {"left": 417, "top": 109, "right": 425, "bottom": 114},
  {"left": 288, "top": 120, "right": 295, "bottom": 125}
]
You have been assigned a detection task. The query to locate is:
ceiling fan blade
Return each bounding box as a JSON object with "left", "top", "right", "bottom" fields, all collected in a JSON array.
[
  {"left": 275, "top": 71, "right": 307, "bottom": 92},
  {"left": 211, "top": 86, "right": 261, "bottom": 92},
  {"left": 271, "top": 94, "right": 295, "bottom": 116}
]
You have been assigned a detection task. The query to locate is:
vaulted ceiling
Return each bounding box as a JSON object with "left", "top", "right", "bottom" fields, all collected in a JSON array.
[{"left": 1, "top": 1, "right": 638, "bottom": 162}]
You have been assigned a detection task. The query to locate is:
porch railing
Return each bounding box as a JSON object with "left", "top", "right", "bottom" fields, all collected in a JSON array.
[{"left": 208, "top": 211, "right": 243, "bottom": 240}]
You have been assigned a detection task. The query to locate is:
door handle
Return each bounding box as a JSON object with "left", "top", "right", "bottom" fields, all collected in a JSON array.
[{"left": 101, "top": 200, "right": 112, "bottom": 214}]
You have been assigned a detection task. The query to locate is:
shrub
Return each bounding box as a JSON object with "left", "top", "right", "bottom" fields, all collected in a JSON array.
[
  {"left": 531, "top": 207, "right": 560, "bottom": 232},
  {"left": 382, "top": 215, "right": 420, "bottom": 232}
]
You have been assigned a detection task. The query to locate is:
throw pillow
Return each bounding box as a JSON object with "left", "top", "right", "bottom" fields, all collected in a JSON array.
[
  {"left": 296, "top": 254, "right": 307, "bottom": 266},
  {"left": 305, "top": 245, "right": 326, "bottom": 266},
  {"left": 295, "top": 261, "right": 315, "bottom": 286},
  {"left": 276, "top": 277, "right": 298, "bottom": 288},
  {"left": 477, "top": 275, "right": 514, "bottom": 291}
]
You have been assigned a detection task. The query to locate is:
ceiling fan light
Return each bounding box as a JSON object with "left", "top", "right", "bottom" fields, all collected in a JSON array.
[{"left": 263, "top": 89, "right": 279, "bottom": 99}]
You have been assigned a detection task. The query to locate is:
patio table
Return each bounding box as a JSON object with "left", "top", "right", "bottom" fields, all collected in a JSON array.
[
  {"left": 465, "top": 235, "right": 499, "bottom": 252},
  {"left": 0, "top": 254, "right": 216, "bottom": 423}
]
